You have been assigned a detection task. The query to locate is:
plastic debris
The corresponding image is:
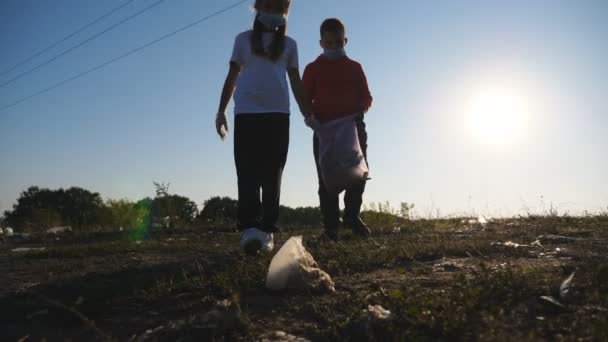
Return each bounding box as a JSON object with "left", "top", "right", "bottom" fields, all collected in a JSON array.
[
  {"left": 266, "top": 236, "right": 335, "bottom": 292},
  {"left": 491, "top": 241, "right": 528, "bottom": 248},
  {"left": 11, "top": 247, "right": 46, "bottom": 253},
  {"left": 365, "top": 304, "right": 391, "bottom": 320},
  {"left": 432, "top": 259, "right": 464, "bottom": 272},
  {"left": 560, "top": 272, "right": 575, "bottom": 299},
  {"left": 540, "top": 295, "right": 565, "bottom": 308},
  {"left": 537, "top": 235, "right": 579, "bottom": 244},
  {"left": 478, "top": 215, "right": 488, "bottom": 225},
  {"left": 46, "top": 226, "right": 72, "bottom": 234},
  {"left": 392, "top": 227, "right": 402, "bottom": 233},
  {"left": 4, "top": 227, "right": 14, "bottom": 236},
  {"left": 259, "top": 331, "right": 311, "bottom": 342},
  {"left": 531, "top": 239, "right": 544, "bottom": 248}
]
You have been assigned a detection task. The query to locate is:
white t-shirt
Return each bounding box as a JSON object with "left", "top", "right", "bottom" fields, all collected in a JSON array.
[{"left": 230, "top": 30, "right": 299, "bottom": 115}]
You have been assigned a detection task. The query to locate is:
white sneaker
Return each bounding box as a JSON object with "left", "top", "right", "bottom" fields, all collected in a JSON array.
[
  {"left": 240, "top": 228, "right": 274, "bottom": 255},
  {"left": 261, "top": 232, "right": 274, "bottom": 253}
]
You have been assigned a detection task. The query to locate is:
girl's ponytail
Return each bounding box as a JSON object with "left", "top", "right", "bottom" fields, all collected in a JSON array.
[{"left": 251, "top": 15, "right": 286, "bottom": 62}]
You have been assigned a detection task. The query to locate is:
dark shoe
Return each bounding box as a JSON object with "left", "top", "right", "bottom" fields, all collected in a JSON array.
[
  {"left": 318, "top": 229, "right": 338, "bottom": 243},
  {"left": 344, "top": 217, "right": 371, "bottom": 238}
]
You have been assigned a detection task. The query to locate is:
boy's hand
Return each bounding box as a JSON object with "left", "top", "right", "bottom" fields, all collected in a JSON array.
[
  {"left": 215, "top": 111, "right": 229, "bottom": 141},
  {"left": 304, "top": 114, "right": 321, "bottom": 130}
]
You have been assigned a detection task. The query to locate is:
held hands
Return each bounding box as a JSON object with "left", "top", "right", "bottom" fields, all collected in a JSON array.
[
  {"left": 215, "top": 111, "right": 229, "bottom": 141},
  {"left": 304, "top": 114, "right": 321, "bottom": 131}
]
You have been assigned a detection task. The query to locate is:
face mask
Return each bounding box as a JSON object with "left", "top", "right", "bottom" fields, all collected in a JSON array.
[
  {"left": 257, "top": 12, "right": 286, "bottom": 30},
  {"left": 323, "top": 48, "right": 346, "bottom": 60}
]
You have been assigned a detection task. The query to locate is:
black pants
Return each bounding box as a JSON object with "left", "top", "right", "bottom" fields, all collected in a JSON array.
[
  {"left": 313, "top": 117, "right": 368, "bottom": 229},
  {"left": 234, "top": 113, "right": 289, "bottom": 233}
]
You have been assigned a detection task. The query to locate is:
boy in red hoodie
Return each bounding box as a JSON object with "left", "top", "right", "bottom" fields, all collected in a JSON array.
[{"left": 302, "top": 18, "right": 373, "bottom": 242}]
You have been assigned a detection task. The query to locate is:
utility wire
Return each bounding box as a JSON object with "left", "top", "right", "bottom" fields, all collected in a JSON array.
[
  {"left": 0, "top": 0, "right": 168, "bottom": 89},
  {"left": 0, "top": 0, "right": 248, "bottom": 113},
  {"left": 0, "top": 0, "right": 137, "bottom": 78}
]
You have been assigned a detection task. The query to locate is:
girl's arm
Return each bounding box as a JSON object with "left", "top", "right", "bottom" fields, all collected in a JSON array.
[
  {"left": 287, "top": 67, "right": 311, "bottom": 117},
  {"left": 216, "top": 62, "right": 241, "bottom": 140}
]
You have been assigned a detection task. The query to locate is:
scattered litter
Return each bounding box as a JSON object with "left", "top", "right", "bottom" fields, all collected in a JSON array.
[
  {"left": 531, "top": 239, "right": 544, "bottom": 248},
  {"left": 491, "top": 241, "right": 528, "bottom": 248},
  {"left": 266, "top": 236, "right": 335, "bottom": 293},
  {"left": 560, "top": 272, "right": 575, "bottom": 299},
  {"left": 46, "top": 226, "right": 72, "bottom": 234},
  {"left": 432, "top": 259, "right": 464, "bottom": 272},
  {"left": 365, "top": 287, "right": 388, "bottom": 304},
  {"left": 365, "top": 304, "right": 391, "bottom": 320},
  {"left": 143, "top": 325, "right": 165, "bottom": 337},
  {"left": 11, "top": 247, "right": 46, "bottom": 253},
  {"left": 538, "top": 235, "right": 580, "bottom": 244},
  {"left": 259, "top": 330, "right": 311, "bottom": 342},
  {"left": 119, "top": 227, "right": 124, "bottom": 232},
  {"left": 26, "top": 309, "right": 49, "bottom": 319},
  {"left": 135, "top": 241, "right": 143, "bottom": 245},
  {"left": 4, "top": 227, "right": 14, "bottom": 236},
  {"left": 536, "top": 316, "right": 545, "bottom": 321},
  {"left": 490, "top": 262, "right": 508, "bottom": 271},
  {"left": 540, "top": 295, "right": 565, "bottom": 308},
  {"left": 17, "top": 335, "right": 30, "bottom": 342},
  {"left": 392, "top": 227, "right": 401, "bottom": 233},
  {"left": 478, "top": 215, "right": 488, "bottom": 225}
]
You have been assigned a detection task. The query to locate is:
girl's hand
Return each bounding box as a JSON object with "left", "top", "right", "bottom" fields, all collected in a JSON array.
[{"left": 216, "top": 111, "right": 229, "bottom": 140}]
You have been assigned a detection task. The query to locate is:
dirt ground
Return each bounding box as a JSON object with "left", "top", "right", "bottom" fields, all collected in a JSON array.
[{"left": 1, "top": 216, "right": 607, "bottom": 341}]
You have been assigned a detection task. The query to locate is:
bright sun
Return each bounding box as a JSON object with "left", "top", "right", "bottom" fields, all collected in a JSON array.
[{"left": 466, "top": 87, "right": 530, "bottom": 146}]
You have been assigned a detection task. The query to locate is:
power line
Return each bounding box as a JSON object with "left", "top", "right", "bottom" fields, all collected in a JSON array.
[
  {"left": 0, "top": 0, "right": 137, "bottom": 78},
  {"left": 0, "top": 0, "right": 168, "bottom": 90},
  {"left": 0, "top": 0, "right": 248, "bottom": 113}
]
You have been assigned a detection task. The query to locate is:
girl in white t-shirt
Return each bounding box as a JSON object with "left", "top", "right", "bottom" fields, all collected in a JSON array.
[{"left": 215, "top": 0, "right": 309, "bottom": 255}]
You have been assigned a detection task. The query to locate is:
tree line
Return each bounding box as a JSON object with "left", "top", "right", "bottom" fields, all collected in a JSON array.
[{"left": 1, "top": 183, "right": 413, "bottom": 233}]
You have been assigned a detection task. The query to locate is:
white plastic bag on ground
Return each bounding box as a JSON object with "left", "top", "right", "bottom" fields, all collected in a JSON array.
[
  {"left": 266, "top": 236, "right": 335, "bottom": 293},
  {"left": 315, "top": 114, "right": 368, "bottom": 195}
]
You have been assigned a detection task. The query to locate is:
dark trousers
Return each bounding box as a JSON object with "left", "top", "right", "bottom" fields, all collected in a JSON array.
[
  {"left": 313, "top": 117, "right": 368, "bottom": 229},
  {"left": 234, "top": 114, "right": 289, "bottom": 233}
]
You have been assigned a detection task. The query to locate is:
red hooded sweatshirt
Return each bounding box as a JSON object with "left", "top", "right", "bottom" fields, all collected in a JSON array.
[{"left": 302, "top": 55, "right": 372, "bottom": 123}]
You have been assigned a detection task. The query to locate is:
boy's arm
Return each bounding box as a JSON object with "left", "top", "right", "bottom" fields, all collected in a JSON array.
[
  {"left": 288, "top": 67, "right": 311, "bottom": 117},
  {"left": 301, "top": 64, "right": 315, "bottom": 116},
  {"left": 358, "top": 64, "right": 373, "bottom": 114}
]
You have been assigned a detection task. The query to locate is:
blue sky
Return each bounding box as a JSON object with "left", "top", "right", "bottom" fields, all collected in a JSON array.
[{"left": 1, "top": 0, "right": 607, "bottom": 217}]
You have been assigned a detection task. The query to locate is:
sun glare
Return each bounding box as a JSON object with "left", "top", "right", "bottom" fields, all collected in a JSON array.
[{"left": 466, "top": 87, "right": 530, "bottom": 146}]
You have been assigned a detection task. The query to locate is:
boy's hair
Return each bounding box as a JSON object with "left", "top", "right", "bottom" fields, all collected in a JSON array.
[{"left": 320, "top": 18, "right": 346, "bottom": 36}]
